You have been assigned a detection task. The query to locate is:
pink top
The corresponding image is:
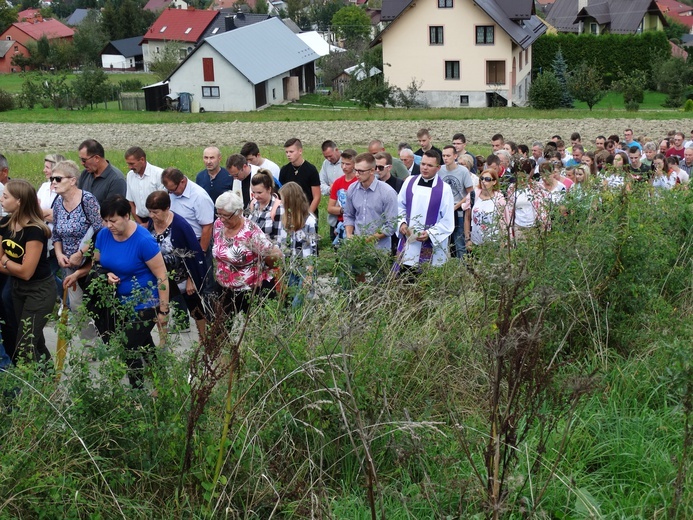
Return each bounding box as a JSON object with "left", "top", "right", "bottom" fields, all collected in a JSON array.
[{"left": 213, "top": 218, "right": 275, "bottom": 290}]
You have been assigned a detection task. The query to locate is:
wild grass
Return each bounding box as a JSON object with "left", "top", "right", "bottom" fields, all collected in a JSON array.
[
  {"left": 0, "top": 174, "right": 690, "bottom": 518},
  {"left": 0, "top": 71, "right": 158, "bottom": 94}
]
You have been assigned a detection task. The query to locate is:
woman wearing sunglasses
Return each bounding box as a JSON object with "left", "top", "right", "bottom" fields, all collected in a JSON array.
[
  {"left": 51, "top": 160, "right": 103, "bottom": 340},
  {"left": 462, "top": 169, "right": 508, "bottom": 250}
]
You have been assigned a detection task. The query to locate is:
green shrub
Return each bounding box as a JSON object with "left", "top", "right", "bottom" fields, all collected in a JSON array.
[
  {"left": 625, "top": 100, "right": 640, "bottom": 111},
  {"left": 528, "top": 71, "right": 562, "bottom": 109},
  {"left": 118, "top": 78, "right": 144, "bottom": 92},
  {"left": 0, "top": 89, "right": 14, "bottom": 112},
  {"left": 684, "top": 99, "right": 693, "bottom": 112}
]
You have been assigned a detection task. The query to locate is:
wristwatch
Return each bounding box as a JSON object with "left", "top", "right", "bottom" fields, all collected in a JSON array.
[{"left": 157, "top": 307, "right": 170, "bottom": 315}]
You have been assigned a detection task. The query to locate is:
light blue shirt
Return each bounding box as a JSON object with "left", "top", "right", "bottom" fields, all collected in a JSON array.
[
  {"left": 169, "top": 180, "right": 214, "bottom": 239},
  {"left": 343, "top": 179, "right": 398, "bottom": 250}
]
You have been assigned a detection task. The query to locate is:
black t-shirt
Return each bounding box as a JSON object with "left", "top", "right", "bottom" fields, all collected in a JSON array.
[
  {"left": 384, "top": 175, "right": 404, "bottom": 194},
  {"left": 279, "top": 160, "right": 320, "bottom": 205},
  {"left": 0, "top": 217, "right": 51, "bottom": 281}
]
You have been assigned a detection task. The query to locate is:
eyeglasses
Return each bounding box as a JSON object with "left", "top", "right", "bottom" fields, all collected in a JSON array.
[
  {"left": 480, "top": 177, "right": 494, "bottom": 182},
  {"left": 354, "top": 168, "right": 373, "bottom": 175},
  {"left": 375, "top": 165, "right": 388, "bottom": 171},
  {"left": 166, "top": 181, "right": 182, "bottom": 194},
  {"left": 50, "top": 176, "right": 70, "bottom": 183},
  {"left": 80, "top": 155, "right": 96, "bottom": 164},
  {"left": 218, "top": 212, "right": 238, "bottom": 220}
]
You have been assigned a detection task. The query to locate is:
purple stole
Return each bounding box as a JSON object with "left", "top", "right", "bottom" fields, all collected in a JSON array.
[{"left": 394, "top": 175, "right": 444, "bottom": 271}]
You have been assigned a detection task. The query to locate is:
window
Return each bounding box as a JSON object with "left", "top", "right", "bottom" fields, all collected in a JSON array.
[
  {"left": 438, "top": 0, "right": 453, "bottom": 7},
  {"left": 5, "top": 36, "right": 10, "bottom": 40},
  {"left": 429, "top": 26, "right": 444, "bottom": 45},
  {"left": 179, "top": 48, "right": 187, "bottom": 59},
  {"left": 155, "top": 46, "right": 160, "bottom": 54},
  {"left": 159, "top": 25, "right": 167, "bottom": 33},
  {"left": 460, "top": 95, "right": 469, "bottom": 106},
  {"left": 14, "top": 46, "right": 18, "bottom": 51},
  {"left": 272, "top": 88, "right": 276, "bottom": 100},
  {"left": 476, "top": 25, "right": 494, "bottom": 44},
  {"left": 590, "top": 22, "right": 599, "bottom": 34},
  {"left": 184, "top": 27, "right": 192, "bottom": 34},
  {"left": 202, "top": 57, "right": 215, "bottom": 81},
  {"left": 202, "top": 86, "right": 220, "bottom": 98},
  {"left": 445, "top": 60, "right": 460, "bottom": 79},
  {"left": 211, "top": 27, "right": 219, "bottom": 34},
  {"left": 486, "top": 61, "right": 505, "bottom": 84}
]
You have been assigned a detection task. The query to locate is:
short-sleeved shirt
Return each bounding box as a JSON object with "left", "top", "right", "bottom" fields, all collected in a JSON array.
[
  {"left": 126, "top": 162, "right": 165, "bottom": 218},
  {"left": 169, "top": 180, "right": 215, "bottom": 239},
  {"left": 330, "top": 174, "right": 359, "bottom": 223},
  {"left": 96, "top": 224, "right": 161, "bottom": 310},
  {"left": 78, "top": 162, "right": 126, "bottom": 205},
  {"left": 343, "top": 179, "right": 398, "bottom": 250},
  {"left": 0, "top": 217, "right": 51, "bottom": 281},
  {"left": 440, "top": 165, "right": 473, "bottom": 204},
  {"left": 279, "top": 160, "right": 320, "bottom": 206},
  {"left": 195, "top": 167, "right": 234, "bottom": 206},
  {"left": 212, "top": 218, "right": 275, "bottom": 290},
  {"left": 52, "top": 190, "right": 103, "bottom": 257}
]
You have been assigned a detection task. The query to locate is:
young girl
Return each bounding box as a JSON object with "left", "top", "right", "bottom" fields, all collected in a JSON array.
[
  {"left": 278, "top": 182, "right": 317, "bottom": 306},
  {"left": 249, "top": 169, "right": 285, "bottom": 244},
  {"left": 0, "top": 180, "right": 56, "bottom": 364}
]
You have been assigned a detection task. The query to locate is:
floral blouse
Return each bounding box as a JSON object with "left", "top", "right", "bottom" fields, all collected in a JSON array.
[
  {"left": 52, "top": 191, "right": 103, "bottom": 257},
  {"left": 212, "top": 218, "right": 276, "bottom": 290}
]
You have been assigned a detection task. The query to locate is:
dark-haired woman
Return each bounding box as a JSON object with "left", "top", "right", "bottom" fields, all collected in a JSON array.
[
  {"left": 249, "top": 169, "right": 285, "bottom": 244},
  {"left": 0, "top": 179, "right": 56, "bottom": 364},
  {"left": 65, "top": 195, "right": 169, "bottom": 388},
  {"left": 146, "top": 190, "right": 207, "bottom": 338}
]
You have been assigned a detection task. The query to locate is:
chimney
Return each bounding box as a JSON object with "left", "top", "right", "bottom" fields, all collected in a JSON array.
[
  {"left": 578, "top": 0, "right": 588, "bottom": 10},
  {"left": 225, "top": 15, "right": 235, "bottom": 31}
]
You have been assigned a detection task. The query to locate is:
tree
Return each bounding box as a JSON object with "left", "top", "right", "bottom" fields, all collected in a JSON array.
[
  {"left": 73, "top": 10, "right": 109, "bottom": 66},
  {"left": 332, "top": 6, "right": 371, "bottom": 46},
  {"left": 568, "top": 61, "right": 606, "bottom": 110},
  {"left": 664, "top": 16, "right": 689, "bottom": 41},
  {"left": 73, "top": 66, "right": 110, "bottom": 108},
  {"left": 310, "top": 0, "right": 343, "bottom": 32},
  {"left": 149, "top": 42, "right": 182, "bottom": 81},
  {"left": 551, "top": 48, "right": 573, "bottom": 108},
  {"left": 613, "top": 69, "right": 647, "bottom": 111},
  {"left": 528, "top": 71, "right": 562, "bottom": 109},
  {"left": 0, "top": 4, "right": 17, "bottom": 35},
  {"left": 345, "top": 46, "right": 391, "bottom": 109},
  {"left": 286, "top": 0, "right": 311, "bottom": 30},
  {"left": 253, "top": 0, "right": 269, "bottom": 14}
]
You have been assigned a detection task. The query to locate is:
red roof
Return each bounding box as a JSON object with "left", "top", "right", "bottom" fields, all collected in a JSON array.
[
  {"left": 12, "top": 19, "right": 74, "bottom": 40},
  {"left": 17, "top": 9, "right": 41, "bottom": 21},
  {"left": 142, "top": 8, "right": 217, "bottom": 43},
  {"left": 656, "top": 0, "right": 693, "bottom": 27}
]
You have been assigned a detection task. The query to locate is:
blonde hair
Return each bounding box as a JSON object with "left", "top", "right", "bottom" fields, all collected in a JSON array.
[
  {"left": 52, "top": 160, "right": 80, "bottom": 178},
  {"left": 1, "top": 179, "right": 51, "bottom": 239},
  {"left": 279, "top": 182, "right": 309, "bottom": 232}
]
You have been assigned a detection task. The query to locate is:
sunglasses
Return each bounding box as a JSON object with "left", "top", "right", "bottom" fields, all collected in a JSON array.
[
  {"left": 480, "top": 177, "right": 494, "bottom": 182},
  {"left": 375, "top": 165, "right": 387, "bottom": 171},
  {"left": 80, "top": 155, "right": 96, "bottom": 164},
  {"left": 50, "top": 176, "right": 70, "bottom": 183}
]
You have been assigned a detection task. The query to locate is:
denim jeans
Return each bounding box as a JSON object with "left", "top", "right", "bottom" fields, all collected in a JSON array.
[{"left": 451, "top": 209, "right": 466, "bottom": 259}]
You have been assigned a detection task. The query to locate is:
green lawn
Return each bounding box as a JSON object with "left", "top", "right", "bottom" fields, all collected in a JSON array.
[
  {"left": 0, "top": 71, "right": 158, "bottom": 94},
  {"left": 572, "top": 90, "right": 670, "bottom": 110}
]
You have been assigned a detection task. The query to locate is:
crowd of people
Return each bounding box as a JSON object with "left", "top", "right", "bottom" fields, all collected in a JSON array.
[{"left": 0, "top": 127, "right": 690, "bottom": 385}]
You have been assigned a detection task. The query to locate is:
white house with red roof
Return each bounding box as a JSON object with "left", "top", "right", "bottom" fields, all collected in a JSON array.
[
  {"left": 656, "top": 0, "right": 693, "bottom": 31},
  {"left": 140, "top": 7, "right": 218, "bottom": 72}
]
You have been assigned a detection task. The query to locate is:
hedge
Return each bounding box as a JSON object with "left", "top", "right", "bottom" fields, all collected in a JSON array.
[{"left": 532, "top": 31, "right": 670, "bottom": 87}]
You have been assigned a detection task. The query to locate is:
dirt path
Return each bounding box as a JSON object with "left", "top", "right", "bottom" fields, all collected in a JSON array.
[{"left": 0, "top": 118, "right": 686, "bottom": 152}]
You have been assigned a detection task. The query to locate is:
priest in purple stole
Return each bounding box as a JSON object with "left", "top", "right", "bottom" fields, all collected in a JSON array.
[{"left": 396, "top": 150, "right": 455, "bottom": 269}]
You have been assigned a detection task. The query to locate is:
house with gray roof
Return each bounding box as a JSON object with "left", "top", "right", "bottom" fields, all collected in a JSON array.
[
  {"left": 545, "top": 0, "right": 666, "bottom": 34},
  {"left": 166, "top": 16, "right": 318, "bottom": 111},
  {"left": 374, "top": 0, "right": 546, "bottom": 107},
  {"left": 100, "top": 36, "right": 144, "bottom": 71}
]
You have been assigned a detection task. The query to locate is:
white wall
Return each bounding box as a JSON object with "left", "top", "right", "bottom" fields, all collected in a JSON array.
[
  {"left": 101, "top": 54, "right": 136, "bottom": 69},
  {"left": 168, "top": 43, "right": 289, "bottom": 112}
]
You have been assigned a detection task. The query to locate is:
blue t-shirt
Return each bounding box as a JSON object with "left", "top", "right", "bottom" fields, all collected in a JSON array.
[{"left": 95, "top": 224, "right": 161, "bottom": 310}]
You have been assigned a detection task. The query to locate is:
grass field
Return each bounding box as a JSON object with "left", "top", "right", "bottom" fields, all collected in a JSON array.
[{"left": 0, "top": 71, "right": 158, "bottom": 94}]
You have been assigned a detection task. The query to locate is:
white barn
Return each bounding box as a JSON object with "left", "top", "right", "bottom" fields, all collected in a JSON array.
[{"left": 167, "top": 17, "right": 318, "bottom": 112}]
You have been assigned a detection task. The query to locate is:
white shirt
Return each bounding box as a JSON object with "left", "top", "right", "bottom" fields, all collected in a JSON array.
[
  {"left": 126, "top": 162, "right": 164, "bottom": 218},
  {"left": 259, "top": 158, "right": 280, "bottom": 178},
  {"left": 169, "top": 180, "right": 214, "bottom": 238}
]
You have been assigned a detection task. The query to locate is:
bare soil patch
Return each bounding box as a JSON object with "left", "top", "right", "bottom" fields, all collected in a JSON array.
[{"left": 1, "top": 118, "right": 685, "bottom": 153}]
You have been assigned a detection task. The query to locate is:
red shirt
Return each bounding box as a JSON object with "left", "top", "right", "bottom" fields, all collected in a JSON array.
[{"left": 330, "top": 175, "right": 358, "bottom": 222}]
